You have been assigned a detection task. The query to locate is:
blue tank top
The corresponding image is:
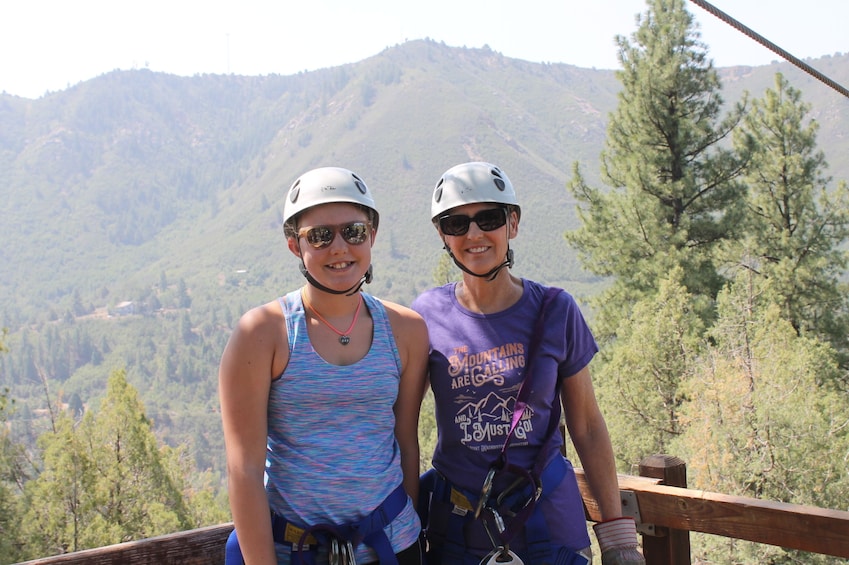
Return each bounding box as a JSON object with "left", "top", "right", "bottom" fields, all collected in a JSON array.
[{"left": 265, "top": 290, "right": 420, "bottom": 564}]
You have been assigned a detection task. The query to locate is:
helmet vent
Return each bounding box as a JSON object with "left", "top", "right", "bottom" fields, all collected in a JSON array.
[
  {"left": 491, "top": 168, "right": 506, "bottom": 191},
  {"left": 351, "top": 173, "right": 368, "bottom": 195},
  {"left": 434, "top": 179, "right": 444, "bottom": 203},
  {"left": 289, "top": 180, "right": 301, "bottom": 203}
]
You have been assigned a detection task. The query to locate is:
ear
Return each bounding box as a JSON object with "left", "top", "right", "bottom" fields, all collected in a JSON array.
[
  {"left": 287, "top": 236, "right": 302, "bottom": 258},
  {"left": 369, "top": 226, "right": 378, "bottom": 246},
  {"left": 508, "top": 209, "right": 520, "bottom": 240}
]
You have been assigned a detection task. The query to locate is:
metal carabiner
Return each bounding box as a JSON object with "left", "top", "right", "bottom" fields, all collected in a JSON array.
[
  {"left": 474, "top": 466, "right": 498, "bottom": 519},
  {"left": 481, "top": 505, "right": 508, "bottom": 551},
  {"left": 496, "top": 472, "right": 543, "bottom": 519},
  {"left": 492, "top": 508, "right": 507, "bottom": 534},
  {"left": 330, "top": 538, "right": 341, "bottom": 565},
  {"left": 344, "top": 540, "right": 357, "bottom": 565},
  {"left": 495, "top": 476, "right": 527, "bottom": 508}
]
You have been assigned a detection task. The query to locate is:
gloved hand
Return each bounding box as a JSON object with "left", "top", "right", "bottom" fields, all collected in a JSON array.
[{"left": 593, "top": 517, "right": 645, "bottom": 565}]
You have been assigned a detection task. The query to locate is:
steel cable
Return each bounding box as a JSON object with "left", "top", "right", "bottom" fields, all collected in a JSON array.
[{"left": 688, "top": 0, "right": 849, "bottom": 99}]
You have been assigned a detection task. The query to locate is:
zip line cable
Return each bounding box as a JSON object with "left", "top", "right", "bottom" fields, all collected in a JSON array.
[{"left": 687, "top": 0, "right": 849, "bottom": 99}]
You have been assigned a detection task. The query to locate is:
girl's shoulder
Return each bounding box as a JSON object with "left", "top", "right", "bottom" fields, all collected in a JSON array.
[{"left": 376, "top": 297, "right": 427, "bottom": 334}]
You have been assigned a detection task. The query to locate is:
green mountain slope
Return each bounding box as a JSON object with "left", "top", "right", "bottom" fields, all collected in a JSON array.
[
  {"left": 2, "top": 40, "right": 846, "bottom": 320},
  {"left": 0, "top": 39, "right": 846, "bottom": 476}
]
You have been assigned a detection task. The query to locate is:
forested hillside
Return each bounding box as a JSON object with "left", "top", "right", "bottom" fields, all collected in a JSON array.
[
  {"left": 0, "top": 39, "right": 632, "bottom": 480},
  {"left": 1, "top": 25, "right": 848, "bottom": 562}
]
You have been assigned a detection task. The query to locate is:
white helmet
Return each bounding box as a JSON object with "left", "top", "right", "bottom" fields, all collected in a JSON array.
[
  {"left": 431, "top": 162, "right": 519, "bottom": 221},
  {"left": 283, "top": 167, "right": 379, "bottom": 229}
]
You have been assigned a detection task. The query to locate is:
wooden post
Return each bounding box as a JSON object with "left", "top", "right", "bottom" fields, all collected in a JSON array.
[{"left": 639, "top": 455, "right": 690, "bottom": 565}]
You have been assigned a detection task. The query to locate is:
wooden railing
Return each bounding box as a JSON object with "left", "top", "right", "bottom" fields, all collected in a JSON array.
[
  {"left": 15, "top": 455, "right": 849, "bottom": 564},
  {"left": 578, "top": 454, "right": 849, "bottom": 563},
  {"left": 13, "top": 523, "right": 233, "bottom": 565}
]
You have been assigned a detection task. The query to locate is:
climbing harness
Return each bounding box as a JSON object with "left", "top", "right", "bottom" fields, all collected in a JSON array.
[
  {"left": 291, "top": 483, "right": 407, "bottom": 565},
  {"left": 225, "top": 484, "right": 407, "bottom": 565}
]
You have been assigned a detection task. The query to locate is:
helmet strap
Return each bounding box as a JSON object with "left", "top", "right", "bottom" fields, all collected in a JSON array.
[
  {"left": 445, "top": 246, "right": 513, "bottom": 282},
  {"left": 299, "top": 262, "right": 373, "bottom": 296}
]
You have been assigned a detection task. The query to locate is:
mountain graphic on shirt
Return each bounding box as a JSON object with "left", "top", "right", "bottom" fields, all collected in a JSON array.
[{"left": 455, "top": 391, "right": 535, "bottom": 423}]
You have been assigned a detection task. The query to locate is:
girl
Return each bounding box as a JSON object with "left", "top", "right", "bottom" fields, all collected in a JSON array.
[{"left": 220, "top": 167, "right": 427, "bottom": 565}]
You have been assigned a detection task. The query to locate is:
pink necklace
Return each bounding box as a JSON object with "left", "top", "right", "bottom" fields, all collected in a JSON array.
[{"left": 302, "top": 292, "right": 363, "bottom": 346}]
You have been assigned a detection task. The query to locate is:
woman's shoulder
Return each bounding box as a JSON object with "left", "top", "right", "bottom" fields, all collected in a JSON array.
[
  {"left": 410, "top": 283, "right": 454, "bottom": 313},
  {"left": 523, "top": 279, "right": 582, "bottom": 312}
]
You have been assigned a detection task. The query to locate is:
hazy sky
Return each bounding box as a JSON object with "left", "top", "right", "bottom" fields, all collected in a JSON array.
[{"left": 3, "top": 0, "right": 847, "bottom": 99}]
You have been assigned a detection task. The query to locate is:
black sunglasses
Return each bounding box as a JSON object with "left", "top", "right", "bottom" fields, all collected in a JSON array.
[
  {"left": 438, "top": 208, "right": 508, "bottom": 236},
  {"left": 297, "top": 222, "right": 371, "bottom": 249}
]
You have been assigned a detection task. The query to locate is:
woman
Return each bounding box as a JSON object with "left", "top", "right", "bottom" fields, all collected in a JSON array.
[
  {"left": 412, "top": 162, "right": 643, "bottom": 565},
  {"left": 220, "top": 167, "right": 428, "bottom": 565}
]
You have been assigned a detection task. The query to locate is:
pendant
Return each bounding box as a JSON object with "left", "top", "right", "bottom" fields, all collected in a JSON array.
[
  {"left": 339, "top": 335, "right": 351, "bottom": 346},
  {"left": 480, "top": 548, "right": 523, "bottom": 565}
]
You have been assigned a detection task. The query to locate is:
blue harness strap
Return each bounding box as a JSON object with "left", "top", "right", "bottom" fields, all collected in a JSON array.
[
  {"left": 418, "top": 468, "right": 475, "bottom": 565},
  {"left": 225, "top": 484, "right": 408, "bottom": 565},
  {"left": 225, "top": 528, "right": 242, "bottom": 564}
]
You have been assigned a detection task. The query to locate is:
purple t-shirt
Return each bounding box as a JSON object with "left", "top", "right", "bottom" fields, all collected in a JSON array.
[{"left": 412, "top": 278, "right": 597, "bottom": 552}]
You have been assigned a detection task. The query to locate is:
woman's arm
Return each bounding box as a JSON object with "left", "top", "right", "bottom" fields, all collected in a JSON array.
[{"left": 560, "top": 366, "right": 622, "bottom": 521}]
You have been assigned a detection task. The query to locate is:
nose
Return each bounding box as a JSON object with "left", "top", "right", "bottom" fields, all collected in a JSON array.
[
  {"left": 326, "top": 230, "right": 348, "bottom": 251},
  {"left": 465, "top": 220, "right": 485, "bottom": 238}
]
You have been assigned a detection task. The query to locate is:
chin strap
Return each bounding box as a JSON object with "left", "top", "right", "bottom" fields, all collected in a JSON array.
[
  {"left": 299, "top": 262, "right": 373, "bottom": 296},
  {"left": 445, "top": 246, "right": 514, "bottom": 282}
]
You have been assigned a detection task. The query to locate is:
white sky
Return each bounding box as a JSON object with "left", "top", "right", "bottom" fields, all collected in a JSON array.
[{"left": 2, "top": 0, "right": 847, "bottom": 99}]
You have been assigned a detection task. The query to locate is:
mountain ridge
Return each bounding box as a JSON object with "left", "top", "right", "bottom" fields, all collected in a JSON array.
[{"left": 1, "top": 39, "right": 847, "bottom": 325}]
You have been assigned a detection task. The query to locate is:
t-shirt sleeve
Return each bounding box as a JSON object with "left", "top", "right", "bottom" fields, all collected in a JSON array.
[{"left": 556, "top": 291, "right": 599, "bottom": 379}]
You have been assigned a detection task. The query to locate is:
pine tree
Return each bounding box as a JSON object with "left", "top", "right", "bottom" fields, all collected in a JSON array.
[
  {"left": 676, "top": 270, "right": 849, "bottom": 563},
  {"left": 730, "top": 73, "right": 849, "bottom": 364},
  {"left": 20, "top": 413, "right": 91, "bottom": 557},
  {"left": 0, "top": 382, "right": 26, "bottom": 563},
  {"left": 592, "top": 267, "right": 703, "bottom": 469},
  {"left": 566, "top": 0, "right": 748, "bottom": 338},
  {"left": 78, "top": 370, "right": 193, "bottom": 544},
  {"left": 19, "top": 369, "right": 200, "bottom": 558}
]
